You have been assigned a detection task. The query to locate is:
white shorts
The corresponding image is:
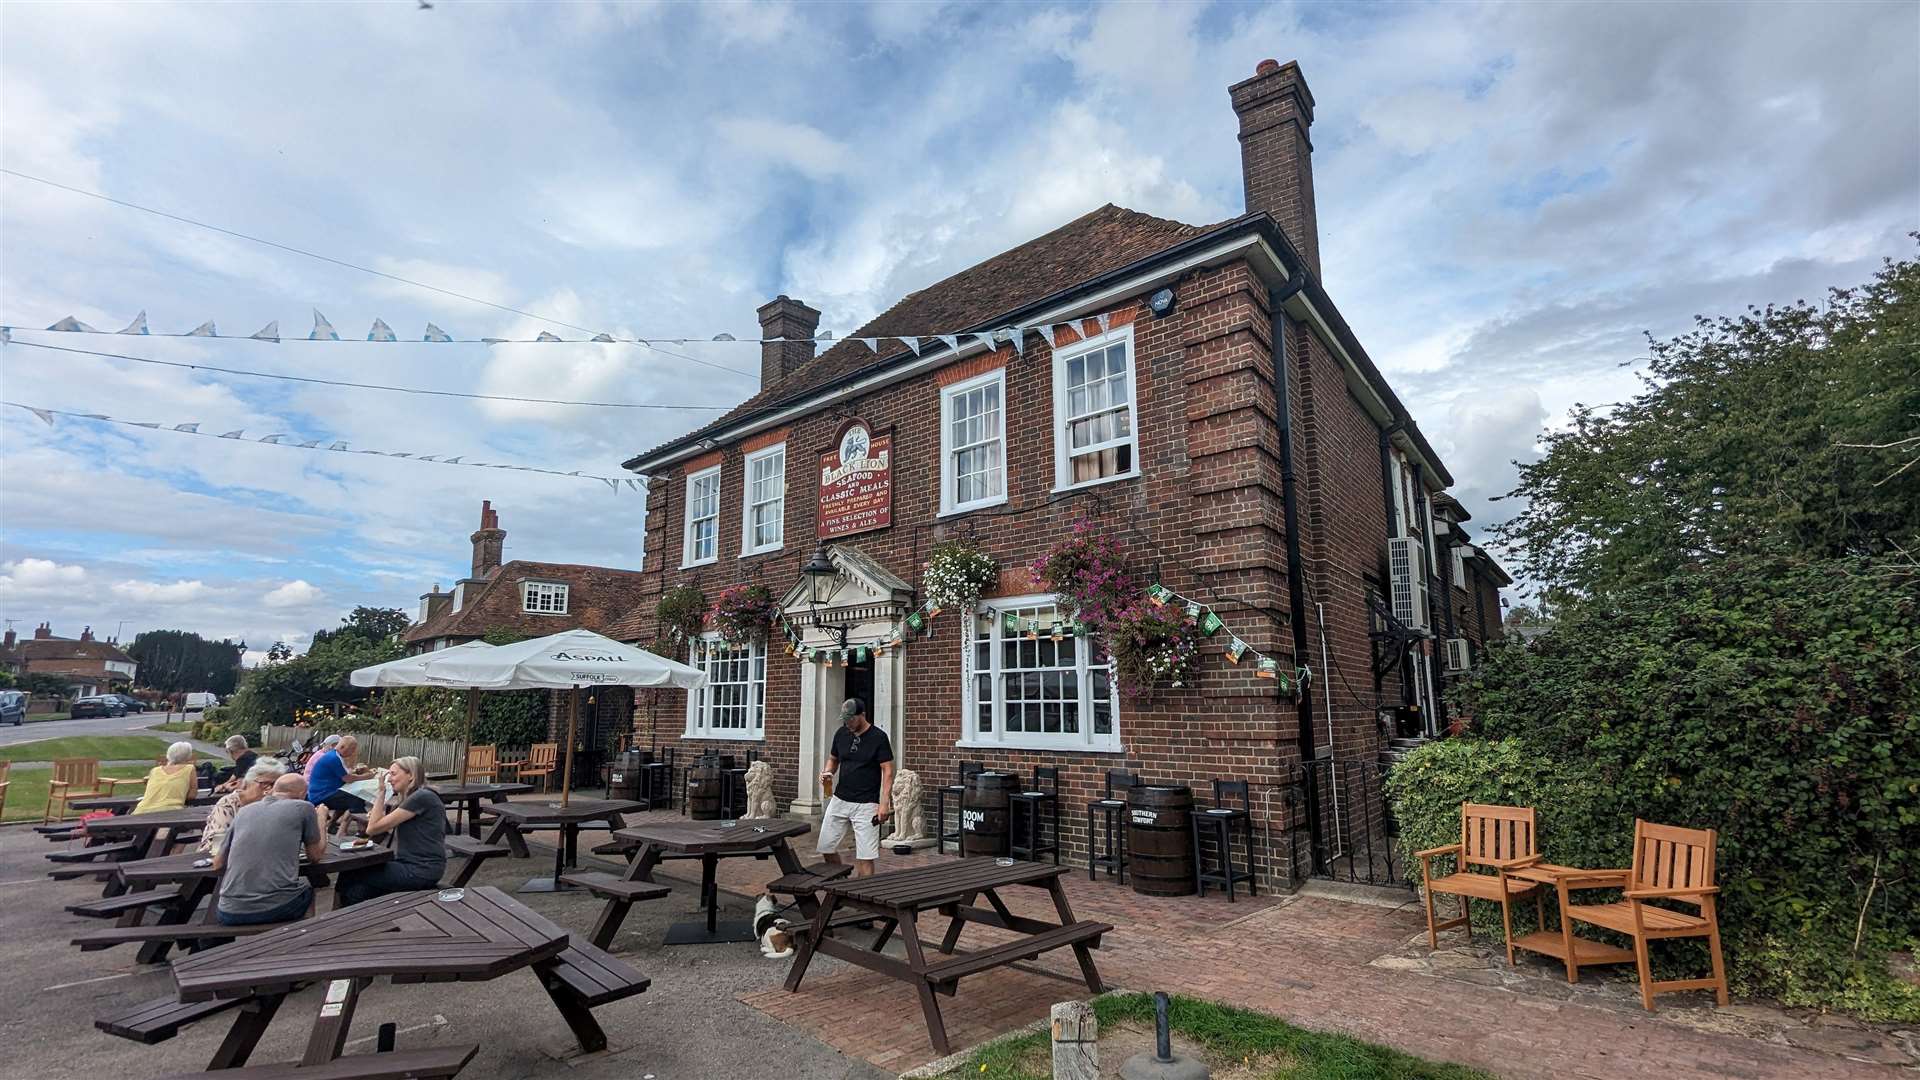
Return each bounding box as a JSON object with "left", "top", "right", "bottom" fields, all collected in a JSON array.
[{"left": 817, "top": 796, "right": 881, "bottom": 861}]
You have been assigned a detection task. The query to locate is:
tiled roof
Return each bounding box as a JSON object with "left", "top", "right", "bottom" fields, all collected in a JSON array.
[
  {"left": 0, "top": 637, "right": 135, "bottom": 665},
  {"left": 402, "top": 560, "right": 648, "bottom": 645},
  {"left": 623, "top": 204, "right": 1222, "bottom": 470}
]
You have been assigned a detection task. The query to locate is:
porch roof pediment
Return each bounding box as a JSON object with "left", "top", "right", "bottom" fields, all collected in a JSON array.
[{"left": 779, "top": 544, "right": 914, "bottom": 623}]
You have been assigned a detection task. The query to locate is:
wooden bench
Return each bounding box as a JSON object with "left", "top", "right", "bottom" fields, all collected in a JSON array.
[
  {"left": 919, "top": 920, "right": 1111, "bottom": 989},
  {"left": 48, "top": 840, "right": 141, "bottom": 863},
  {"left": 589, "top": 834, "right": 642, "bottom": 858},
  {"left": 72, "top": 919, "right": 299, "bottom": 952},
  {"left": 36, "top": 824, "right": 87, "bottom": 840},
  {"left": 96, "top": 994, "right": 247, "bottom": 1043},
  {"left": 765, "top": 861, "right": 854, "bottom": 897},
  {"left": 68, "top": 886, "right": 183, "bottom": 919},
  {"left": 556, "top": 871, "right": 672, "bottom": 949},
  {"left": 529, "top": 942, "right": 651, "bottom": 1054},
  {"left": 49, "top": 863, "right": 122, "bottom": 882},
  {"left": 150, "top": 1045, "right": 478, "bottom": 1080},
  {"left": 442, "top": 836, "right": 512, "bottom": 888}
]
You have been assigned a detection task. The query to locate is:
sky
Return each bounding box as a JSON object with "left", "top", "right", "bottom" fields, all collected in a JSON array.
[{"left": 1, "top": 0, "right": 1914, "bottom": 661}]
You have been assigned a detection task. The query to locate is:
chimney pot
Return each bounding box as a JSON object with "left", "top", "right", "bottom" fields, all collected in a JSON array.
[
  {"left": 1230, "top": 58, "right": 1319, "bottom": 277},
  {"left": 756, "top": 295, "right": 822, "bottom": 390},
  {"left": 471, "top": 500, "right": 506, "bottom": 579},
  {"left": 34, "top": 622, "right": 52, "bottom": 639},
  {"left": 3, "top": 628, "right": 15, "bottom": 649}
]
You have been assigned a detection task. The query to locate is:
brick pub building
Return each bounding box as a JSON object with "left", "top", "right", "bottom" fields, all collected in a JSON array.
[{"left": 616, "top": 60, "right": 1509, "bottom": 889}]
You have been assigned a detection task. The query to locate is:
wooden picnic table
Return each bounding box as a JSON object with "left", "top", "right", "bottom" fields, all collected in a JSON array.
[
  {"left": 69, "top": 790, "right": 223, "bottom": 814},
  {"left": 595, "top": 817, "right": 812, "bottom": 946},
  {"left": 480, "top": 797, "right": 642, "bottom": 892},
  {"left": 99, "top": 840, "right": 394, "bottom": 964},
  {"left": 783, "top": 857, "right": 1111, "bottom": 1055},
  {"left": 162, "top": 885, "right": 644, "bottom": 1071},
  {"left": 430, "top": 780, "right": 534, "bottom": 838},
  {"left": 62, "top": 806, "right": 212, "bottom": 885}
]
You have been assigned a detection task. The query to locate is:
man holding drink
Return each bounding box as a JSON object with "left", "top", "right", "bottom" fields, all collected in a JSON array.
[{"left": 817, "top": 697, "right": 893, "bottom": 877}]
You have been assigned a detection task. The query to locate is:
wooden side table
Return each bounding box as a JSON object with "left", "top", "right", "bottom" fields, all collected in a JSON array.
[{"left": 1507, "top": 862, "right": 1636, "bottom": 981}]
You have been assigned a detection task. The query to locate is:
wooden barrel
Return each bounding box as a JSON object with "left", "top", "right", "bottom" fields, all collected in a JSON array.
[
  {"left": 1128, "top": 784, "right": 1196, "bottom": 896},
  {"left": 961, "top": 771, "right": 1016, "bottom": 857},
  {"left": 607, "top": 750, "right": 650, "bottom": 800},
  {"left": 687, "top": 758, "right": 727, "bottom": 820}
]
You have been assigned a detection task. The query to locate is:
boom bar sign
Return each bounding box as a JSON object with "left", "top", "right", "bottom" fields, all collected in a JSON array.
[{"left": 817, "top": 419, "right": 892, "bottom": 540}]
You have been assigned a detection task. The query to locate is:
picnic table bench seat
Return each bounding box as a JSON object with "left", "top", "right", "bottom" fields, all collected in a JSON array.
[
  {"left": 48, "top": 840, "right": 142, "bottom": 863},
  {"left": 540, "top": 942, "right": 652, "bottom": 1007},
  {"left": 68, "top": 885, "right": 184, "bottom": 918},
  {"left": 149, "top": 1044, "right": 478, "bottom": 1080},
  {"left": 72, "top": 918, "right": 300, "bottom": 952},
  {"left": 36, "top": 824, "right": 88, "bottom": 839},
  {"left": 589, "top": 834, "right": 642, "bottom": 857},
  {"left": 442, "top": 835, "right": 511, "bottom": 888},
  {"left": 919, "top": 921, "right": 1112, "bottom": 987},
  {"left": 96, "top": 994, "right": 247, "bottom": 1043},
  {"left": 49, "top": 863, "right": 123, "bottom": 882},
  {"left": 765, "top": 861, "right": 853, "bottom": 896},
  {"left": 556, "top": 871, "right": 672, "bottom": 949}
]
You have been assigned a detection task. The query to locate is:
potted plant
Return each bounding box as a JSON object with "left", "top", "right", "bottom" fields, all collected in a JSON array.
[
  {"left": 709, "top": 584, "right": 780, "bottom": 645},
  {"left": 921, "top": 539, "right": 998, "bottom": 615}
]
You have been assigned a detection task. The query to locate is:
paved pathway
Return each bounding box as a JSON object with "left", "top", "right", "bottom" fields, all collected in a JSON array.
[{"left": 579, "top": 808, "right": 1907, "bottom": 1079}]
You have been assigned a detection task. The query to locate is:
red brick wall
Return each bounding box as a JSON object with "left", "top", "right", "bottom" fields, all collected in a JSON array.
[{"left": 629, "top": 262, "right": 1418, "bottom": 889}]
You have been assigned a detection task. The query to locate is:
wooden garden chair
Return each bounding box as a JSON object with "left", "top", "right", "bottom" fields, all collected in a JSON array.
[
  {"left": 0, "top": 761, "right": 10, "bottom": 818},
  {"left": 44, "top": 758, "right": 143, "bottom": 823},
  {"left": 1415, "top": 801, "right": 1545, "bottom": 963},
  {"left": 1562, "top": 819, "right": 1729, "bottom": 1010},
  {"left": 509, "top": 743, "right": 559, "bottom": 793},
  {"left": 464, "top": 744, "right": 499, "bottom": 784}
]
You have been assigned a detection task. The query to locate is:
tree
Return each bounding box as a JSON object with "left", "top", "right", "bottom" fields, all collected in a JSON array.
[
  {"left": 265, "top": 641, "right": 293, "bottom": 663},
  {"left": 127, "top": 629, "right": 246, "bottom": 695},
  {"left": 310, "top": 606, "right": 410, "bottom": 652},
  {"left": 1494, "top": 248, "right": 1920, "bottom": 598}
]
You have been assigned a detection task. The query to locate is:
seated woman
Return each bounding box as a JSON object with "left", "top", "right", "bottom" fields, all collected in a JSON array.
[
  {"left": 198, "top": 758, "right": 286, "bottom": 854},
  {"left": 131, "top": 741, "right": 199, "bottom": 813},
  {"left": 212, "top": 735, "right": 259, "bottom": 793},
  {"left": 335, "top": 755, "right": 447, "bottom": 906}
]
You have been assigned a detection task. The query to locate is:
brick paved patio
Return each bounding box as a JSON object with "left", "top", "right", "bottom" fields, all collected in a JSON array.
[{"left": 597, "top": 808, "right": 1906, "bottom": 1079}]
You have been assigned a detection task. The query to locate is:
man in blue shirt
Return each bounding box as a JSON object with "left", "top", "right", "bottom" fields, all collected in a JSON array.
[{"left": 308, "top": 734, "right": 374, "bottom": 826}]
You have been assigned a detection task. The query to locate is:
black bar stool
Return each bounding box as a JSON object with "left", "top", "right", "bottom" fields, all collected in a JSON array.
[
  {"left": 934, "top": 761, "right": 983, "bottom": 855},
  {"left": 1086, "top": 769, "right": 1137, "bottom": 882},
  {"left": 1192, "top": 778, "right": 1257, "bottom": 900},
  {"left": 640, "top": 747, "right": 675, "bottom": 811},
  {"left": 1009, "top": 766, "right": 1061, "bottom": 865},
  {"left": 722, "top": 749, "right": 758, "bottom": 817}
]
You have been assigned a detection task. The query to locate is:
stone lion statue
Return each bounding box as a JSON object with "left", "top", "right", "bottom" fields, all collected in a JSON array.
[
  {"left": 888, "top": 768, "right": 926, "bottom": 842},
  {"left": 743, "top": 760, "right": 778, "bottom": 819}
]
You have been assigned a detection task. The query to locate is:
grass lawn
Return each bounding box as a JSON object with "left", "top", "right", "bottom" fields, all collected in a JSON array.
[
  {"left": 24, "top": 712, "right": 71, "bottom": 723},
  {"left": 950, "top": 993, "right": 1493, "bottom": 1080},
  {"left": 0, "top": 735, "right": 213, "bottom": 763},
  {"left": 1, "top": 765, "right": 150, "bottom": 823},
  {"left": 144, "top": 722, "right": 197, "bottom": 733}
]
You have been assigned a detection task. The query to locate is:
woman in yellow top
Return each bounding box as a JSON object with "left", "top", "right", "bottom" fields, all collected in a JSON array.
[{"left": 132, "top": 741, "right": 199, "bottom": 813}]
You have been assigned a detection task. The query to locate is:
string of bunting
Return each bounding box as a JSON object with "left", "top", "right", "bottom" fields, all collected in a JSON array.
[
  {"left": 1144, "top": 581, "right": 1309, "bottom": 694},
  {"left": 2, "top": 401, "right": 640, "bottom": 490},
  {"left": 5, "top": 308, "right": 1126, "bottom": 356}
]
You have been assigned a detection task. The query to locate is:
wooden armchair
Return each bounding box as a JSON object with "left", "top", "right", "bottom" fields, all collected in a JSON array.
[
  {"left": 463, "top": 744, "right": 498, "bottom": 784},
  {"left": 510, "top": 743, "right": 558, "bottom": 793},
  {"left": 0, "top": 761, "right": 10, "bottom": 818},
  {"left": 44, "top": 758, "right": 142, "bottom": 823},
  {"left": 1415, "top": 801, "right": 1545, "bottom": 963},
  {"left": 1563, "top": 819, "right": 1728, "bottom": 1010}
]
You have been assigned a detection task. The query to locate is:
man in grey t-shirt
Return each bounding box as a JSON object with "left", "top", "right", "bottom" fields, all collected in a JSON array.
[{"left": 215, "top": 773, "right": 325, "bottom": 925}]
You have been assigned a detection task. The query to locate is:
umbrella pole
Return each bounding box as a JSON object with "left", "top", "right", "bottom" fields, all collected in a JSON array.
[
  {"left": 460, "top": 688, "right": 478, "bottom": 785},
  {"left": 560, "top": 687, "right": 579, "bottom": 808}
]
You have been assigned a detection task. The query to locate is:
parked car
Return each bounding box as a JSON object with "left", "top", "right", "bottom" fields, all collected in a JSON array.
[
  {"left": 106, "top": 693, "right": 144, "bottom": 713},
  {"left": 71, "top": 695, "right": 127, "bottom": 718},
  {"left": 183, "top": 692, "right": 219, "bottom": 712},
  {"left": 0, "top": 690, "right": 26, "bottom": 726}
]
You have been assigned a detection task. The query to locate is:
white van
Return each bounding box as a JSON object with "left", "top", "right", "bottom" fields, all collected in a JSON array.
[{"left": 183, "top": 692, "right": 219, "bottom": 712}]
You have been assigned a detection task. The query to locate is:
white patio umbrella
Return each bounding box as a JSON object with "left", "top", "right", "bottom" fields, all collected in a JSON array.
[
  {"left": 349, "top": 640, "right": 497, "bottom": 783},
  {"left": 409, "top": 629, "right": 707, "bottom": 805}
]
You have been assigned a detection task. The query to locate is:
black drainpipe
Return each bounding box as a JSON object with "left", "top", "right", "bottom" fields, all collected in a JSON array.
[{"left": 1268, "top": 267, "right": 1313, "bottom": 763}]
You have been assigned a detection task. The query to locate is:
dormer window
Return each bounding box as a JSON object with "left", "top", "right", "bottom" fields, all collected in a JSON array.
[{"left": 523, "top": 581, "right": 569, "bottom": 615}]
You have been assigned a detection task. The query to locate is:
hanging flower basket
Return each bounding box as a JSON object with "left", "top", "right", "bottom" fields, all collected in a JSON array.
[
  {"left": 709, "top": 584, "right": 779, "bottom": 645},
  {"left": 656, "top": 584, "right": 707, "bottom": 644},
  {"left": 922, "top": 540, "right": 998, "bottom": 613},
  {"left": 1105, "top": 601, "right": 1202, "bottom": 693},
  {"left": 1030, "top": 520, "right": 1140, "bottom": 632}
]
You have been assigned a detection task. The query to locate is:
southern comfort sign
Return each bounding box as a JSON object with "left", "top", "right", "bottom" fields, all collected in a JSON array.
[{"left": 817, "top": 419, "right": 892, "bottom": 539}]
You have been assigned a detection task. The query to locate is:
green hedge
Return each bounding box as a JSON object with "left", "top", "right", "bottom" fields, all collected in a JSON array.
[{"left": 1391, "top": 555, "right": 1920, "bottom": 1021}]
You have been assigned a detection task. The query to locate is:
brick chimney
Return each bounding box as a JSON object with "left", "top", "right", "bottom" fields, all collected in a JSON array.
[
  {"left": 3, "top": 628, "right": 15, "bottom": 649},
  {"left": 80, "top": 625, "right": 94, "bottom": 642},
  {"left": 1230, "top": 58, "right": 1319, "bottom": 277},
  {"left": 757, "top": 295, "right": 821, "bottom": 390},
  {"left": 471, "top": 500, "right": 505, "bottom": 579},
  {"left": 34, "top": 622, "right": 52, "bottom": 640}
]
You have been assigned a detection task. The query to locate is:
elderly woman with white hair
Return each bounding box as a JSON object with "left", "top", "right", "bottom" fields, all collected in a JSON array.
[
  {"left": 132, "top": 740, "right": 200, "bottom": 814},
  {"left": 198, "top": 757, "right": 287, "bottom": 854},
  {"left": 212, "top": 734, "right": 259, "bottom": 793}
]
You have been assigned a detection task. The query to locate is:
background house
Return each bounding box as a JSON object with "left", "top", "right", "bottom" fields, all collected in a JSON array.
[
  {"left": 0, "top": 622, "right": 139, "bottom": 699},
  {"left": 618, "top": 59, "right": 1509, "bottom": 890}
]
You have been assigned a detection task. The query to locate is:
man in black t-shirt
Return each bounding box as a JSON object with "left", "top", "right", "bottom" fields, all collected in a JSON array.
[{"left": 817, "top": 697, "right": 893, "bottom": 876}]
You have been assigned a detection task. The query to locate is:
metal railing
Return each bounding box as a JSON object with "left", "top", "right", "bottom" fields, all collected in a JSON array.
[{"left": 1285, "top": 758, "right": 1409, "bottom": 889}]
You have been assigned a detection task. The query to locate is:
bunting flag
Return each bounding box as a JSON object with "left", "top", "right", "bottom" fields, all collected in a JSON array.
[
  {"left": 1144, "top": 578, "right": 1304, "bottom": 696},
  {"left": 367, "top": 319, "right": 396, "bottom": 342},
  {"left": 3, "top": 401, "right": 631, "bottom": 488},
  {"left": 252, "top": 321, "right": 279, "bottom": 342},
  {"left": 118, "top": 311, "right": 148, "bottom": 335},
  {"left": 1033, "top": 324, "right": 1058, "bottom": 348},
  {"left": 424, "top": 323, "right": 451, "bottom": 342},
  {"left": 900, "top": 337, "right": 922, "bottom": 357},
  {"left": 47, "top": 316, "right": 97, "bottom": 332},
  {"left": 187, "top": 321, "right": 216, "bottom": 337},
  {"left": 309, "top": 310, "right": 338, "bottom": 341}
]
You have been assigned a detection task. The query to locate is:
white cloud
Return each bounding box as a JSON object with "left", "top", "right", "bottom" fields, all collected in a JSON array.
[
  {"left": 111, "top": 579, "right": 211, "bottom": 604},
  {"left": 262, "top": 580, "right": 324, "bottom": 609},
  {"left": 716, "top": 118, "right": 853, "bottom": 180},
  {"left": 0, "top": 558, "right": 89, "bottom": 598}
]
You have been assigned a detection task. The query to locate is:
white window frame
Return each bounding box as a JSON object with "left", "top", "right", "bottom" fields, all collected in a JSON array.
[
  {"left": 681, "top": 465, "right": 721, "bottom": 567},
  {"left": 1051, "top": 324, "right": 1141, "bottom": 492},
  {"left": 521, "top": 581, "right": 570, "bottom": 615},
  {"left": 1450, "top": 546, "right": 1469, "bottom": 593},
  {"left": 959, "top": 593, "right": 1122, "bottom": 753},
  {"left": 939, "top": 368, "right": 1007, "bottom": 516},
  {"left": 684, "top": 633, "right": 766, "bottom": 740},
  {"left": 739, "top": 444, "right": 786, "bottom": 556}
]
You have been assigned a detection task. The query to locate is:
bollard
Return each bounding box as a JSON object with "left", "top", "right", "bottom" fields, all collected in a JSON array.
[
  {"left": 1050, "top": 1001, "right": 1098, "bottom": 1080},
  {"left": 1118, "top": 992, "right": 1209, "bottom": 1080}
]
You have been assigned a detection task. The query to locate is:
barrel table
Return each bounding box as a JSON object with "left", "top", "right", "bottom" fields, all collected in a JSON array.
[
  {"left": 686, "top": 757, "right": 728, "bottom": 820},
  {"left": 960, "top": 771, "right": 1016, "bottom": 856},
  {"left": 608, "top": 750, "right": 652, "bottom": 802},
  {"left": 1127, "top": 784, "right": 1196, "bottom": 896}
]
